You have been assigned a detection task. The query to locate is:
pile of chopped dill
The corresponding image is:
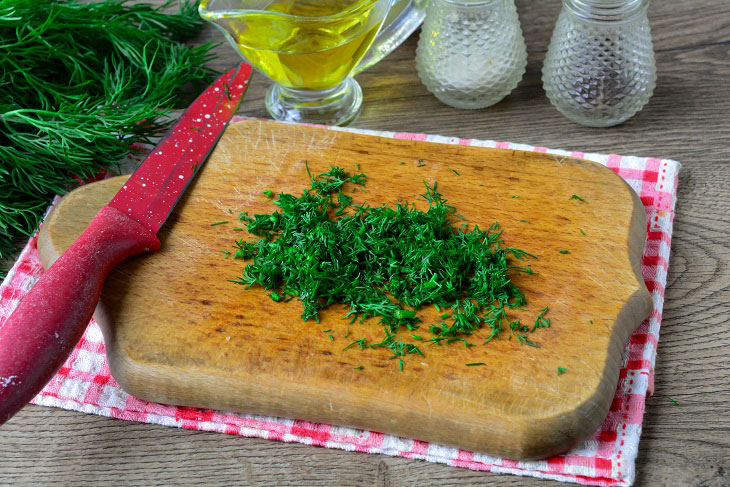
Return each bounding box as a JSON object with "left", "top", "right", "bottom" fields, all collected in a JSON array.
[{"left": 229, "top": 167, "right": 549, "bottom": 365}]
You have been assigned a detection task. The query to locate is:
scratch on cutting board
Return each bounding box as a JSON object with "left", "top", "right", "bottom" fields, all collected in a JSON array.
[
  {"left": 211, "top": 198, "right": 230, "bottom": 213},
  {"left": 423, "top": 398, "right": 433, "bottom": 418},
  {"left": 167, "top": 233, "right": 205, "bottom": 254},
  {"left": 306, "top": 132, "right": 319, "bottom": 152},
  {"left": 269, "top": 150, "right": 288, "bottom": 172},
  {"left": 550, "top": 154, "right": 571, "bottom": 165}
]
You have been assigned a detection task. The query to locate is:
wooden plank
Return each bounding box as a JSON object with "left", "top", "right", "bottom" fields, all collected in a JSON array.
[{"left": 37, "top": 119, "right": 650, "bottom": 460}]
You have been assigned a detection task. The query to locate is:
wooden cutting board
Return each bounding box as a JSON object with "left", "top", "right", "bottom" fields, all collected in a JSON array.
[{"left": 38, "top": 119, "right": 651, "bottom": 460}]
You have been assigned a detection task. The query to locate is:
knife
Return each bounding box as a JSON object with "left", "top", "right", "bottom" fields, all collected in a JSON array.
[{"left": 0, "top": 62, "right": 253, "bottom": 426}]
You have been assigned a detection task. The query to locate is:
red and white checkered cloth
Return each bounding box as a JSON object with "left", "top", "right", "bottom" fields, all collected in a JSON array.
[{"left": 0, "top": 120, "right": 681, "bottom": 486}]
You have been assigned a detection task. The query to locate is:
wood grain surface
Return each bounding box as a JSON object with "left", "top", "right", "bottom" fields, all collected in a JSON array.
[
  {"left": 1, "top": 0, "right": 729, "bottom": 485},
  {"left": 36, "top": 120, "right": 651, "bottom": 460}
]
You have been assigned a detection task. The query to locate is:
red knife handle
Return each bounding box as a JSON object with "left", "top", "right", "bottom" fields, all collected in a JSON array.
[{"left": 0, "top": 205, "right": 160, "bottom": 425}]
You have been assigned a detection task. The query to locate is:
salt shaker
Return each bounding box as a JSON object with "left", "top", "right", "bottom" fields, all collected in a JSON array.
[
  {"left": 415, "top": 0, "right": 527, "bottom": 109},
  {"left": 542, "top": 0, "right": 656, "bottom": 127}
]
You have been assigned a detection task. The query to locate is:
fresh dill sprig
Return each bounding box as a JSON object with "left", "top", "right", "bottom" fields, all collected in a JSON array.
[{"left": 0, "top": 0, "right": 219, "bottom": 278}]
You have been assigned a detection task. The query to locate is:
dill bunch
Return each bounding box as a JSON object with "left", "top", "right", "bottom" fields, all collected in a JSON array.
[
  {"left": 0, "top": 0, "right": 219, "bottom": 278},
  {"left": 231, "top": 167, "right": 548, "bottom": 364}
]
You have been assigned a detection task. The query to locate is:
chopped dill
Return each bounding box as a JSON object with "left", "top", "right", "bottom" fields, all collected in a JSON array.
[
  {"left": 227, "top": 167, "right": 547, "bottom": 365},
  {"left": 511, "top": 196, "right": 519, "bottom": 199},
  {"left": 354, "top": 366, "right": 364, "bottom": 370},
  {"left": 557, "top": 367, "right": 567, "bottom": 375},
  {"left": 452, "top": 169, "right": 460, "bottom": 176},
  {"left": 559, "top": 250, "right": 570, "bottom": 254},
  {"left": 579, "top": 228, "right": 586, "bottom": 235},
  {"left": 263, "top": 190, "right": 273, "bottom": 199},
  {"left": 532, "top": 307, "right": 551, "bottom": 332},
  {"left": 211, "top": 221, "right": 228, "bottom": 226},
  {"left": 466, "top": 362, "right": 485, "bottom": 366},
  {"left": 668, "top": 397, "right": 679, "bottom": 406},
  {"left": 570, "top": 194, "right": 586, "bottom": 202}
]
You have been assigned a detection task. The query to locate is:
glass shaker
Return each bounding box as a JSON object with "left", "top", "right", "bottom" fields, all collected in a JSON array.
[
  {"left": 416, "top": 0, "right": 527, "bottom": 109},
  {"left": 542, "top": 0, "right": 656, "bottom": 127}
]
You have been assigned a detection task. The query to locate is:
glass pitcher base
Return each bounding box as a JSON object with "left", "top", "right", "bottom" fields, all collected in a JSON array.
[{"left": 265, "top": 79, "right": 363, "bottom": 126}]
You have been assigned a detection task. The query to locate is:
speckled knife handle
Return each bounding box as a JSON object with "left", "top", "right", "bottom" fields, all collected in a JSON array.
[{"left": 0, "top": 206, "right": 160, "bottom": 425}]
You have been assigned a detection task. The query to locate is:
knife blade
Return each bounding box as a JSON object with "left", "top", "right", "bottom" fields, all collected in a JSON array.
[{"left": 0, "top": 63, "right": 253, "bottom": 426}]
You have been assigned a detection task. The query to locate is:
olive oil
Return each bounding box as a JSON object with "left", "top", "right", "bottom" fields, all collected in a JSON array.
[{"left": 230, "top": 0, "right": 386, "bottom": 90}]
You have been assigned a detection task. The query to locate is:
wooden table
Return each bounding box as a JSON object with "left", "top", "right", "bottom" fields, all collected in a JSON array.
[{"left": 1, "top": 0, "right": 728, "bottom": 485}]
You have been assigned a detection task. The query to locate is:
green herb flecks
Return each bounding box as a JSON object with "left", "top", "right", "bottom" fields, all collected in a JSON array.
[
  {"left": 466, "top": 362, "right": 485, "bottom": 366},
  {"left": 228, "top": 167, "right": 546, "bottom": 365},
  {"left": 668, "top": 396, "right": 679, "bottom": 406},
  {"left": 211, "top": 221, "right": 228, "bottom": 226},
  {"left": 557, "top": 367, "right": 567, "bottom": 375},
  {"left": 452, "top": 169, "right": 460, "bottom": 176},
  {"left": 532, "top": 307, "right": 550, "bottom": 332},
  {"left": 0, "top": 0, "right": 219, "bottom": 278},
  {"left": 570, "top": 195, "right": 586, "bottom": 202},
  {"left": 559, "top": 250, "right": 570, "bottom": 254}
]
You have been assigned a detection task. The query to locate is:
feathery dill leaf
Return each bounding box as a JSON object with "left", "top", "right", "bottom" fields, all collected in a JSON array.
[{"left": 0, "top": 0, "right": 219, "bottom": 277}]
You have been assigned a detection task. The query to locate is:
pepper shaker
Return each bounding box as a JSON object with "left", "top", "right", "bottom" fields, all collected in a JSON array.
[
  {"left": 542, "top": 0, "right": 656, "bottom": 127},
  {"left": 415, "top": 0, "right": 527, "bottom": 109}
]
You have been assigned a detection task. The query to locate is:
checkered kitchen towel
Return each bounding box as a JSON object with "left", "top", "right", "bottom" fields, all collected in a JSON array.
[{"left": 0, "top": 120, "right": 681, "bottom": 486}]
